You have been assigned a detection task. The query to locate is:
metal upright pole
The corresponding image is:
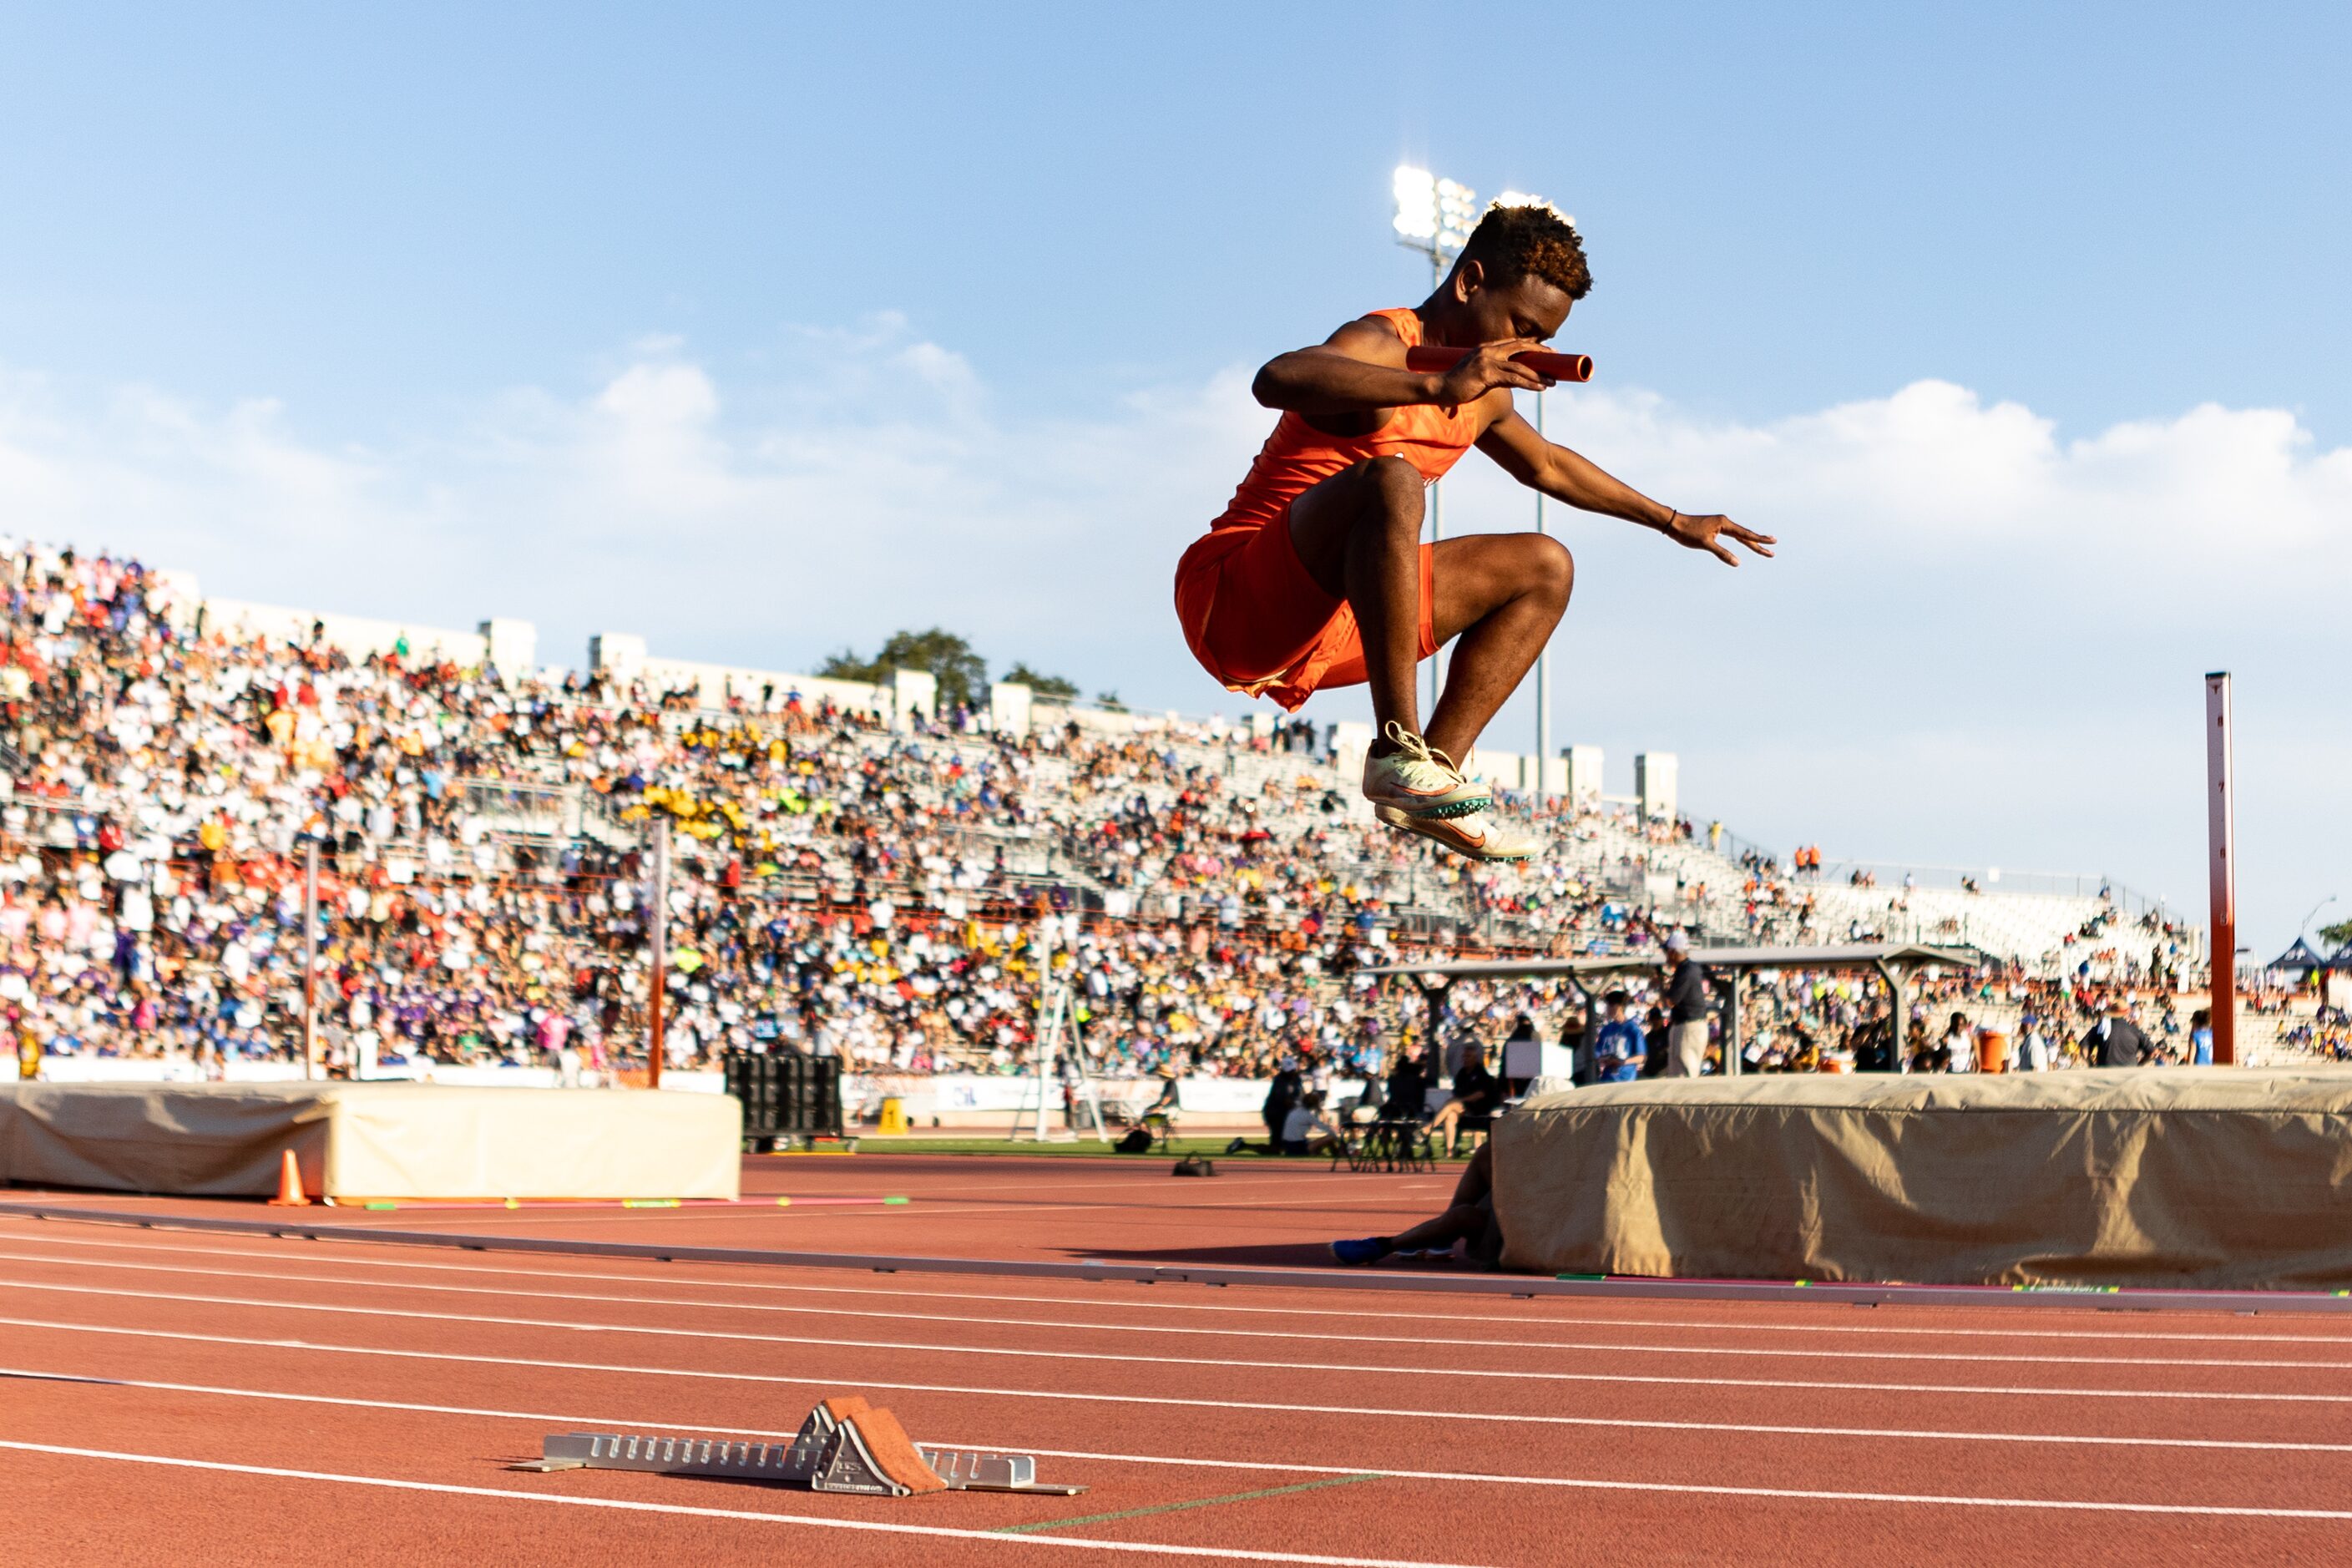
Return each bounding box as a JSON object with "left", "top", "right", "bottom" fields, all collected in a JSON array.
[
  {"left": 646, "top": 827, "right": 669, "bottom": 1089},
  {"left": 1034, "top": 988, "right": 1065, "bottom": 1141},
  {"left": 1033, "top": 919, "right": 1059, "bottom": 1140},
  {"left": 1717, "top": 971, "right": 1743, "bottom": 1078},
  {"left": 2205, "top": 671, "right": 2238, "bottom": 1065},
  {"left": 1427, "top": 246, "right": 1447, "bottom": 718},
  {"left": 1065, "top": 991, "right": 1110, "bottom": 1142},
  {"left": 301, "top": 839, "right": 319, "bottom": 1081},
  {"left": 1533, "top": 388, "right": 1550, "bottom": 807}
]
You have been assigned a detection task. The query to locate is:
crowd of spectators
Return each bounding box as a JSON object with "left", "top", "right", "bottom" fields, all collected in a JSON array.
[
  {"left": 0, "top": 537, "right": 2263, "bottom": 1093},
  {"left": 0, "top": 539, "right": 1651, "bottom": 1085},
  {"left": 2281, "top": 1007, "right": 2352, "bottom": 1062}
]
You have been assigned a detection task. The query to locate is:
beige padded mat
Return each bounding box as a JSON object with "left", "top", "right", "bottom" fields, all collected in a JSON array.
[
  {"left": 1495, "top": 1069, "right": 2352, "bottom": 1290},
  {"left": 0, "top": 1081, "right": 741, "bottom": 1200}
]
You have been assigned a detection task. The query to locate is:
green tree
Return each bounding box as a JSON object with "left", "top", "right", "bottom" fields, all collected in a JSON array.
[
  {"left": 2319, "top": 919, "right": 2352, "bottom": 951},
  {"left": 817, "top": 627, "right": 988, "bottom": 711},
  {"left": 1001, "top": 661, "right": 1079, "bottom": 703},
  {"left": 816, "top": 647, "right": 883, "bottom": 685},
  {"left": 1095, "top": 690, "right": 1127, "bottom": 712}
]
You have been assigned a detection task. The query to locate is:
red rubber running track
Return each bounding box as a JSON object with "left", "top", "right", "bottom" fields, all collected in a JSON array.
[{"left": 3, "top": 1153, "right": 2351, "bottom": 1564}]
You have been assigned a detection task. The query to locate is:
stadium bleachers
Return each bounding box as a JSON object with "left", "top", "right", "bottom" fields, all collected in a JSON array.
[{"left": 0, "top": 537, "right": 2235, "bottom": 1081}]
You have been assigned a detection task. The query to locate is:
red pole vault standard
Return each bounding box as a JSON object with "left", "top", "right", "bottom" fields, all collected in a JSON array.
[
  {"left": 2206, "top": 671, "right": 2238, "bottom": 1066},
  {"left": 645, "top": 827, "right": 670, "bottom": 1090},
  {"left": 1404, "top": 346, "right": 1594, "bottom": 383}
]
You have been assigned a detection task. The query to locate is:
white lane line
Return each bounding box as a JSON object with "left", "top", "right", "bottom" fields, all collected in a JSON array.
[
  {"left": 13, "top": 1361, "right": 2352, "bottom": 1458},
  {"left": 8, "top": 1223, "right": 2347, "bottom": 1348},
  {"left": 265, "top": 1166, "right": 1430, "bottom": 1229},
  {"left": 0, "top": 1299, "right": 2341, "bottom": 1406},
  {"left": 5, "top": 1436, "right": 2349, "bottom": 1526},
  {"left": 6, "top": 1249, "right": 2350, "bottom": 1373},
  {"left": 305, "top": 1190, "right": 1426, "bottom": 1230},
  {"left": 0, "top": 1169, "right": 1394, "bottom": 1204},
  {"left": 753, "top": 1169, "right": 1429, "bottom": 1198},
  {"left": 0, "top": 1439, "right": 1469, "bottom": 1566}
]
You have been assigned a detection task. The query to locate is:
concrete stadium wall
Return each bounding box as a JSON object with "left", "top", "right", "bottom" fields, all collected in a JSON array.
[
  {"left": 31, "top": 1057, "right": 1316, "bottom": 1130},
  {"left": 585, "top": 633, "right": 901, "bottom": 718},
  {"left": 202, "top": 598, "right": 493, "bottom": 667}
]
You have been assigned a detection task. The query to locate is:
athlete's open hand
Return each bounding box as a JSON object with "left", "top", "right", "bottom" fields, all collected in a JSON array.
[
  {"left": 1663, "top": 511, "right": 1776, "bottom": 567},
  {"left": 1435, "top": 338, "right": 1553, "bottom": 404}
]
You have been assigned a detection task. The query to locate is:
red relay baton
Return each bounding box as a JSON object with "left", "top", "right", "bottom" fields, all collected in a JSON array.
[{"left": 1404, "top": 345, "right": 1594, "bottom": 383}]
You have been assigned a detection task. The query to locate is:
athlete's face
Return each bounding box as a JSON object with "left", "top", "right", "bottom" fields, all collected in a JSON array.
[{"left": 1455, "top": 266, "right": 1575, "bottom": 346}]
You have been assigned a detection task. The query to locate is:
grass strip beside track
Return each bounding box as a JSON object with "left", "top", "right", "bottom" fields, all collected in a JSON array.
[{"left": 993, "top": 1474, "right": 1386, "bottom": 1535}]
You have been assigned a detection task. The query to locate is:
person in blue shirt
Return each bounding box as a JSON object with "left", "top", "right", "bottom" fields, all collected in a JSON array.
[
  {"left": 2189, "top": 1008, "right": 2214, "bottom": 1066},
  {"left": 1594, "top": 990, "right": 1646, "bottom": 1081}
]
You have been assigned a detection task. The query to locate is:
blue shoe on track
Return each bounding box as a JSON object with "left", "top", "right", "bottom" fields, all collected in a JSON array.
[{"left": 1328, "top": 1237, "right": 1390, "bottom": 1266}]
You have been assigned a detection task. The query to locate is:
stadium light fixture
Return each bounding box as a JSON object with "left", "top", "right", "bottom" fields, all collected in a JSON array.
[
  {"left": 1498, "top": 185, "right": 1568, "bottom": 806},
  {"left": 1392, "top": 164, "right": 1479, "bottom": 285},
  {"left": 1391, "top": 166, "right": 1438, "bottom": 241},
  {"left": 1388, "top": 172, "right": 1580, "bottom": 725}
]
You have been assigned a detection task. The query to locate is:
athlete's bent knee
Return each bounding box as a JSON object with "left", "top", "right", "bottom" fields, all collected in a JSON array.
[
  {"left": 1526, "top": 535, "right": 1575, "bottom": 602},
  {"left": 1353, "top": 455, "right": 1426, "bottom": 528}
]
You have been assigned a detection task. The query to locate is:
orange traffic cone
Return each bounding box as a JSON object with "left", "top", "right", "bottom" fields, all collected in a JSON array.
[{"left": 269, "top": 1149, "right": 309, "bottom": 1206}]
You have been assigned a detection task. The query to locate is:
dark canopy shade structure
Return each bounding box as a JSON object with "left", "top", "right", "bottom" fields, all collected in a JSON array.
[
  {"left": 1358, "top": 943, "right": 1981, "bottom": 1077},
  {"left": 2271, "top": 938, "right": 2332, "bottom": 974}
]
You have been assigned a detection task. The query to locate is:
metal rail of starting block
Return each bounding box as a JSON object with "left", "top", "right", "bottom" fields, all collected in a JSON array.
[{"left": 515, "top": 1399, "right": 1084, "bottom": 1497}]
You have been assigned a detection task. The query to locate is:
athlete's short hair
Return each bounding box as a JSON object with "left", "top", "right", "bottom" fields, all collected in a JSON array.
[{"left": 1459, "top": 203, "right": 1591, "bottom": 301}]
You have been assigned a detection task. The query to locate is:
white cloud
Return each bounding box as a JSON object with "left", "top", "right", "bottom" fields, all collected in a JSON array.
[{"left": 0, "top": 324, "right": 2344, "bottom": 945}]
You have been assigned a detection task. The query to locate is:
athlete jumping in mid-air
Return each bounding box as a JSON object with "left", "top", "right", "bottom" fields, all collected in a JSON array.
[{"left": 1174, "top": 203, "right": 1773, "bottom": 860}]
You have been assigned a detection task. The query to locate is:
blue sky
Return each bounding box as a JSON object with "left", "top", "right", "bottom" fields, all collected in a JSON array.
[
  {"left": 1, "top": 2, "right": 2346, "bottom": 948},
  {"left": 7, "top": 3, "right": 2348, "bottom": 439}
]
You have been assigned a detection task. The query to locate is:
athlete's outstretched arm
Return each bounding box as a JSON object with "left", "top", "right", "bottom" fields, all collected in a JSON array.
[
  {"left": 1252, "top": 319, "right": 1549, "bottom": 418},
  {"left": 1476, "top": 407, "right": 1776, "bottom": 567}
]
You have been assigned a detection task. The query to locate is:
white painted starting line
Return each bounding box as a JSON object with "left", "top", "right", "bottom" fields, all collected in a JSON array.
[
  {"left": 0, "top": 1439, "right": 1476, "bottom": 1566},
  {"left": 13, "top": 1360, "right": 2352, "bottom": 1461},
  {"left": 6, "top": 1248, "right": 2348, "bottom": 1373},
  {"left": 4, "top": 1434, "right": 2349, "bottom": 1527},
  {"left": 8, "top": 1312, "right": 2352, "bottom": 1429},
  {"left": 0, "top": 1276, "right": 2344, "bottom": 1401},
  {"left": 10, "top": 1221, "right": 2350, "bottom": 1348}
]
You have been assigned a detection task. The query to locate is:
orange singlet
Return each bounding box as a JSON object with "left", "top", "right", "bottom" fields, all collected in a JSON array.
[{"left": 1173, "top": 308, "right": 1479, "bottom": 711}]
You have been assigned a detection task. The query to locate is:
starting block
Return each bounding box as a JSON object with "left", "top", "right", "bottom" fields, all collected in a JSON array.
[{"left": 515, "top": 1394, "right": 1085, "bottom": 1498}]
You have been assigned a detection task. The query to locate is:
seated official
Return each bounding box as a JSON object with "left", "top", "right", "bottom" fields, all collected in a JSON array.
[
  {"left": 1378, "top": 1044, "right": 1433, "bottom": 1120},
  {"left": 1427, "top": 1044, "right": 1505, "bottom": 1156},
  {"left": 1227, "top": 1089, "right": 1345, "bottom": 1156}
]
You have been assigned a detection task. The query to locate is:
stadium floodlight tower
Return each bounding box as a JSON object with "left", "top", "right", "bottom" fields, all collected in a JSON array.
[
  {"left": 1391, "top": 164, "right": 1479, "bottom": 286},
  {"left": 1491, "top": 188, "right": 1566, "bottom": 807},
  {"left": 1391, "top": 165, "right": 1480, "bottom": 711}
]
